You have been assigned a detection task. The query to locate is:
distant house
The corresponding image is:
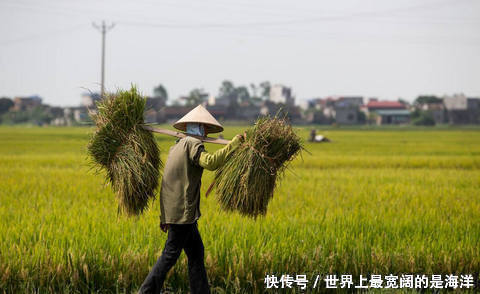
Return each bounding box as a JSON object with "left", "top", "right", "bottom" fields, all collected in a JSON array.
[
  {"left": 269, "top": 85, "right": 295, "bottom": 106},
  {"left": 306, "top": 96, "right": 363, "bottom": 124},
  {"left": 333, "top": 96, "right": 364, "bottom": 124},
  {"left": 51, "top": 117, "right": 68, "bottom": 126},
  {"left": 64, "top": 106, "right": 89, "bottom": 124},
  {"left": 335, "top": 96, "right": 364, "bottom": 107},
  {"left": 364, "top": 99, "right": 410, "bottom": 125},
  {"left": 365, "top": 99, "right": 406, "bottom": 111},
  {"left": 374, "top": 109, "right": 411, "bottom": 125},
  {"left": 420, "top": 102, "right": 446, "bottom": 124},
  {"left": 206, "top": 105, "right": 228, "bottom": 120},
  {"left": 81, "top": 93, "right": 101, "bottom": 108},
  {"left": 334, "top": 107, "right": 358, "bottom": 124},
  {"left": 12, "top": 95, "right": 42, "bottom": 111},
  {"left": 47, "top": 106, "right": 64, "bottom": 118},
  {"left": 286, "top": 105, "right": 304, "bottom": 123},
  {"left": 207, "top": 95, "right": 230, "bottom": 107},
  {"left": 443, "top": 94, "right": 480, "bottom": 124},
  {"left": 50, "top": 106, "right": 71, "bottom": 126},
  {"left": 144, "top": 109, "right": 159, "bottom": 124},
  {"left": 161, "top": 106, "right": 194, "bottom": 122},
  {"left": 260, "top": 100, "right": 278, "bottom": 116},
  {"left": 304, "top": 102, "right": 333, "bottom": 124}
]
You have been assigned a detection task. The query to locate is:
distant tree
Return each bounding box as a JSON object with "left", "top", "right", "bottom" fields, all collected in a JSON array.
[
  {"left": 412, "top": 112, "right": 435, "bottom": 126},
  {"left": 153, "top": 84, "right": 168, "bottom": 102},
  {"left": 411, "top": 108, "right": 436, "bottom": 126},
  {"left": 357, "top": 110, "right": 367, "bottom": 124},
  {"left": 249, "top": 83, "right": 259, "bottom": 99},
  {"left": 0, "top": 97, "right": 13, "bottom": 114},
  {"left": 218, "top": 80, "right": 239, "bottom": 118},
  {"left": 411, "top": 108, "right": 421, "bottom": 120},
  {"left": 218, "top": 80, "right": 236, "bottom": 103},
  {"left": 367, "top": 112, "right": 378, "bottom": 125},
  {"left": 398, "top": 98, "right": 409, "bottom": 106},
  {"left": 183, "top": 88, "right": 208, "bottom": 106},
  {"left": 1, "top": 105, "right": 53, "bottom": 125},
  {"left": 235, "top": 86, "right": 250, "bottom": 104},
  {"left": 1, "top": 110, "right": 29, "bottom": 124},
  {"left": 250, "top": 96, "right": 263, "bottom": 105},
  {"left": 415, "top": 95, "right": 442, "bottom": 105},
  {"left": 259, "top": 81, "right": 271, "bottom": 100},
  {"left": 218, "top": 81, "right": 253, "bottom": 104}
]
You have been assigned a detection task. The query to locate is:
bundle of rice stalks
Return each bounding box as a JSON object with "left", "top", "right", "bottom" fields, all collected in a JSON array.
[
  {"left": 87, "top": 86, "right": 161, "bottom": 216},
  {"left": 214, "top": 116, "right": 302, "bottom": 218}
]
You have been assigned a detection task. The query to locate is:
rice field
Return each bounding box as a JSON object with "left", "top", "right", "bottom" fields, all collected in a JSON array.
[{"left": 0, "top": 126, "right": 479, "bottom": 293}]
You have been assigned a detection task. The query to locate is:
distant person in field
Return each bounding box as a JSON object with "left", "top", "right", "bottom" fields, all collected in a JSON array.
[
  {"left": 309, "top": 129, "right": 316, "bottom": 142},
  {"left": 139, "top": 105, "right": 244, "bottom": 294}
]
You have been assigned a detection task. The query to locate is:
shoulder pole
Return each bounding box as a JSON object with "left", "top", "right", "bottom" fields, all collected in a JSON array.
[{"left": 142, "top": 125, "right": 230, "bottom": 145}]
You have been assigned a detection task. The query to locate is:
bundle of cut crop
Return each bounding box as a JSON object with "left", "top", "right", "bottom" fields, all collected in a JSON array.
[
  {"left": 213, "top": 116, "right": 302, "bottom": 218},
  {"left": 87, "top": 86, "right": 161, "bottom": 216}
]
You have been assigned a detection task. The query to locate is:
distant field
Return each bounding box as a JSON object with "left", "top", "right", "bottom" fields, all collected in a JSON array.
[{"left": 0, "top": 126, "right": 479, "bottom": 293}]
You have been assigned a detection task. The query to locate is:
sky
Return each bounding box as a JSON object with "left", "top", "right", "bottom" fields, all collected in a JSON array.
[{"left": 0, "top": 0, "right": 479, "bottom": 107}]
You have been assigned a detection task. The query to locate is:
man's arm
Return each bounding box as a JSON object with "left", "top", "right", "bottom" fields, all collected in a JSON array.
[{"left": 198, "top": 135, "right": 243, "bottom": 171}]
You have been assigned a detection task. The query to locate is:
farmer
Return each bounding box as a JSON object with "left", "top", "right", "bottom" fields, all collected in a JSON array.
[
  {"left": 139, "top": 105, "right": 243, "bottom": 294},
  {"left": 309, "top": 129, "right": 316, "bottom": 142}
]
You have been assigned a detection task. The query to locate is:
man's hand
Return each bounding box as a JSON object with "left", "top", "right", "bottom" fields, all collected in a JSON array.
[{"left": 160, "top": 223, "right": 169, "bottom": 233}]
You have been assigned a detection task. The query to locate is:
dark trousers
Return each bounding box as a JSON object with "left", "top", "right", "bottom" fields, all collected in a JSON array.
[{"left": 139, "top": 221, "right": 210, "bottom": 294}]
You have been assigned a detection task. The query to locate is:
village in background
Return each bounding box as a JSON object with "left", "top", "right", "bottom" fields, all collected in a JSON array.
[{"left": 1, "top": 80, "right": 479, "bottom": 127}]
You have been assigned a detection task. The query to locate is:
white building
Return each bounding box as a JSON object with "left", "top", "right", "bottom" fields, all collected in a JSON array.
[
  {"left": 269, "top": 84, "right": 295, "bottom": 106},
  {"left": 443, "top": 93, "right": 467, "bottom": 110},
  {"left": 81, "top": 93, "right": 101, "bottom": 108}
]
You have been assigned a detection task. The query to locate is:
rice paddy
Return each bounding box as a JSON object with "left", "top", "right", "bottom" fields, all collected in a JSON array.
[{"left": 0, "top": 126, "right": 479, "bottom": 293}]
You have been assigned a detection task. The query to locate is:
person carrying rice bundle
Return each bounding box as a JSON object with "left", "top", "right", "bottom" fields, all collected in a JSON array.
[{"left": 139, "top": 105, "right": 244, "bottom": 294}]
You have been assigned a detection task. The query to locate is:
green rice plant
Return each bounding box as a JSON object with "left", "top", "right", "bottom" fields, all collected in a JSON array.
[
  {"left": 1, "top": 127, "right": 480, "bottom": 293},
  {"left": 214, "top": 116, "right": 302, "bottom": 218},
  {"left": 87, "top": 86, "right": 161, "bottom": 216}
]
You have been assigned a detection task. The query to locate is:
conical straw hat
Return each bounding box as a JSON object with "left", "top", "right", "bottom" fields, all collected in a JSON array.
[{"left": 173, "top": 104, "right": 224, "bottom": 134}]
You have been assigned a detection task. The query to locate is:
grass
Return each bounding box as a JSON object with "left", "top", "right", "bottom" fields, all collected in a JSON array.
[{"left": 0, "top": 126, "right": 479, "bottom": 293}]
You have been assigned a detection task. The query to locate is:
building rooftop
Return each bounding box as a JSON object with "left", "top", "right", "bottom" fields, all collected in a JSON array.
[{"left": 367, "top": 101, "right": 405, "bottom": 109}]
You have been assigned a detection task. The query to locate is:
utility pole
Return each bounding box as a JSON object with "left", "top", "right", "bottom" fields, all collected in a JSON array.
[{"left": 93, "top": 21, "right": 115, "bottom": 98}]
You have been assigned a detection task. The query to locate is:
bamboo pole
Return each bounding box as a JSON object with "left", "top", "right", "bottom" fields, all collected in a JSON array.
[{"left": 142, "top": 125, "right": 230, "bottom": 145}]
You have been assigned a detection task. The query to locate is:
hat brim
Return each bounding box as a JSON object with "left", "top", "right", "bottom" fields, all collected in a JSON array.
[
  {"left": 173, "top": 121, "right": 223, "bottom": 134},
  {"left": 172, "top": 104, "right": 224, "bottom": 134}
]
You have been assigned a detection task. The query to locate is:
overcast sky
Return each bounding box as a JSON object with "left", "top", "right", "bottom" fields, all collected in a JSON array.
[{"left": 0, "top": 0, "right": 479, "bottom": 107}]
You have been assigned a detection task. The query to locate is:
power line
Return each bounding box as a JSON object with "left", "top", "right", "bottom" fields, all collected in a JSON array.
[
  {"left": 118, "top": 0, "right": 475, "bottom": 29},
  {"left": 0, "top": 24, "right": 86, "bottom": 46},
  {"left": 0, "top": 0, "right": 181, "bottom": 23},
  {"left": 133, "top": 0, "right": 321, "bottom": 20},
  {"left": 0, "top": 0, "right": 477, "bottom": 48},
  {"left": 2, "top": 0, "right": 477, "bottom": 30}
]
